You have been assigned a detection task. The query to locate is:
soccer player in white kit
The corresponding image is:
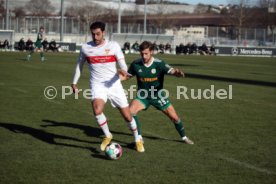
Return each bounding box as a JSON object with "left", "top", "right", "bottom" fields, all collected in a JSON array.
[{"left": 71, "top": 21, "right": 144, "bottom": 152}]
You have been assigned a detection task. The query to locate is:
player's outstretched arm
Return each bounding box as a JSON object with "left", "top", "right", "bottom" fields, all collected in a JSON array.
[
  {"left": 169, "top": 68, "right": 185, "bottom": 78},
  {"left": 118, "top": 69, "right": 132, "bottom": 81}
]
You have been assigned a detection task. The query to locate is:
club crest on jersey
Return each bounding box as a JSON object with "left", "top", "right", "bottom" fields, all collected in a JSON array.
[
  {"left": 105, "top": 49, "right": 110, "bottom": 55},
  {"left": 151, "top": 69, "right": 156, "bottom": 74},
  {"left": 138, "top": 69, "right": 142, "bottom": 72}
]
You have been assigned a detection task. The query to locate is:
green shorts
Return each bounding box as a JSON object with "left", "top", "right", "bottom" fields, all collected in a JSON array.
[
  {"left": 35, "top": 41, "right": 43, "bottom": 49},
  {"left": 136, "top": 95, "right": 171, "bottom": 111}
]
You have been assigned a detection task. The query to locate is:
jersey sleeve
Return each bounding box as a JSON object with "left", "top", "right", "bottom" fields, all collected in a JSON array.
[
  {"left": 127, "top": 62, "right": 136, "bottom": 76},
  {"left": 114, "top": 42, "right": 127, "bottom": 71},
  {"left": 160, "top": 60, "right": 173, "bottom": 74},
  {"left": 72, "top": 48, "right": 86, "bottom": 84}
]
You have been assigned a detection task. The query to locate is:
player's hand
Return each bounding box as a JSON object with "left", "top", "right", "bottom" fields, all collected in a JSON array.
[
  {"left": 118, "top": 69, "right": 132, "bottom": 81},
  {"left": 71, "top": 84, "right": 79, "bottom": 94},
  {"left": 174, "top": 68, "right": 185, "bottom": 78}
]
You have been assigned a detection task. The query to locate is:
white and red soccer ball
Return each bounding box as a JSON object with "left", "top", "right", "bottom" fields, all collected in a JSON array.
[{"left": 105, "top": 142, "right": 123, "bottom": 160}]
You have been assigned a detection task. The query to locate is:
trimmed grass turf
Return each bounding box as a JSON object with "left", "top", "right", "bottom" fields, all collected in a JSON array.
[{"left": 0, "top": 52, "right": 275, "bottom": 184}]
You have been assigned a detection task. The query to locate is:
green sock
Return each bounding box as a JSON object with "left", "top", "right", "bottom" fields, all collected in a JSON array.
[
  {"left": 40, "top": 52, "right": 44, "bottom": 58},
  {"left": 133, "top": 115, "right": 142, "bottom": 135},
  {"left": 29, "top": 50, "right": 34, "bottom": 55},
  {"left": 174, "top": 120, "right": 185, "bottom": 138}
]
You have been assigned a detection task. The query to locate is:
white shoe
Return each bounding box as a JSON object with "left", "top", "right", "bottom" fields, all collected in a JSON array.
[
  {"left": 182, "top": 136, "right": 194, "bottom": 145},
  {"left": 27, "top": 55, "right": 31, "bottom": 61}
]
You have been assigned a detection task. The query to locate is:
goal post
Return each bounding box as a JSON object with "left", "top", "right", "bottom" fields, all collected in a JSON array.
[{"left": 0, "top": 30, "right": 15, "bottom": 50}]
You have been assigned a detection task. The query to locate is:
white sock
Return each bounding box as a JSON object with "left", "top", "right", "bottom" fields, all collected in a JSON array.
[
  {"left": 128, "top": 118, "right": 140, "bottom": 142},
  {"left": 182, "top": 136, "right": 187, "bottom": 140},
  {"left": 95, "top": 113, "right": 112, "bottom": 137}
]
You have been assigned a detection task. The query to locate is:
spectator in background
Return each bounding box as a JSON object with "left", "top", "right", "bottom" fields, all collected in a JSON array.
[
  {"left": 49, "top": 39, "right": 58, "bottom": 52},
  {"left": 131, "top": 41, "right": 139, "bottom": 53},
  {"left": 152, "top": 41, "right": 158, "bottom": 53},
  {"left": 176, "top": 43, "right": 184, "bottom": 54},
  {"left": 123, "top": 41, "right": 130, "bottom": 54},
  {"left": 199, "top": 43, "right": 209, "bottom": 55},
  {"left": 190, "top": 43, "right": 198, "bottom": 54},
  {"left": 42, "top": 38, "right": 49, "bottom": 52},
  {"left": 26, "top": 38, "right": 34, "bottom": 52},
  {"left": 210, "top": 44, "right": 216, "bottom": 56},
  {"left": 3, "top": 40, "right": 9, "bottom": 50},
  {"left": 18, "top": 38, "right": 25, "bottom": 51},
  {"left": 165, "top": 42, "right": 171, "bottom": 53},
  {"left": 0, "top": 40, "right": 3, "bottom": 49},
  {"left": 185, "top": 42, "right": 191, "bottom": 55},
  {"left": 159, "top": 42, "right": 165, "bottom": 54}
]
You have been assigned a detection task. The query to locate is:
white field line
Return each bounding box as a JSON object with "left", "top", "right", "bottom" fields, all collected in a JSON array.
[
  {"left": 142, "top": 130, "right": 170, "bottom": 140},
  {"left": 216, "top": 154, "right": 276, "bottom": 175},
  {"left": 12, "top": 87, "right": 28, "bottom": 93},
  {"left": 45, "top": 99, "right": 64, "bottom": 105}
]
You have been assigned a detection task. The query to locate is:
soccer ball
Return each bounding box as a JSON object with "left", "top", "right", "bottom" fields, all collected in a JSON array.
[{"left": 105, "top": 142, "right": 123, "bottom": 160}]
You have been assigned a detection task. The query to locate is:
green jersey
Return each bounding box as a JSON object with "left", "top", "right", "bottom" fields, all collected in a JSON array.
[
  {"left": 36, "top": 31, "right": 43, "bottom": 42},
  {"left": 35, "top": 31, "right": 43, "bottom": 48},
  {"left": 128, "top": 57, "right": 172, "bottom": 96}
]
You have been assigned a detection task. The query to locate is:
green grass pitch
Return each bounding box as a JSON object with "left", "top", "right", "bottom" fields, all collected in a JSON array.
[{"left": 0, "top": 52, "right": 275, "bottom": 184}]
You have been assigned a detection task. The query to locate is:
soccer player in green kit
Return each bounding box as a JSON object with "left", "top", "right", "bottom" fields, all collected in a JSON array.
[
  {"left": 27, "top": 26, "right": 45, "bottom": 62},
  {"left": 120, "top": 41, "right": 194, "bottom": 152}
]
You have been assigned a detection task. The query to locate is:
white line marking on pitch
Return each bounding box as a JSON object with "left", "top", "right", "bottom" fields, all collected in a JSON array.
[
  {"left": 142, "top": 130, "right": 170, "bottom": 140},
  {"left": 12, "top": 87, "right": 28, "bottom": 93},
  {"left": 45, "top": 99, "right": 63, "bottom": 105},
  {"left": 216, "top": 154, "right": 276, "bottom": 175}
]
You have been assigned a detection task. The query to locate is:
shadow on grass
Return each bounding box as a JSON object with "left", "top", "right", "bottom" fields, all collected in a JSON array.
[
  {"left": 41, "top": 120, "right": 146, "bottom": 159},
  {"left": 42, "top": 119, "right": 167, "bottom": 142},
  {"left": 0, "top": 122, "right": 100, "bottom": 154},
  {"left": 170, "top": 64, "right": 199, "bottom": 67},
  {"left": 186, "top": 73, "right": 276, "bottom": 88}
]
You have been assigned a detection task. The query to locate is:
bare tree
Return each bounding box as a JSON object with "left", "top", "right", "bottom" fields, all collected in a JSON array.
[
  {"left": 149, "top": 2, "right": 171, "bottom": 34},
  {"left": 258, "top": 0, "right": 276, "bottom": 7},
  {"left": 68, "top": 1, "right": 104, "bottom": 41},
  {"left": 13, "top": 6, "right": 26, "bottom": 18},
  {"left": 257, "top": 0, "right": 276, "bottom": 43},
  {"left": 25, "top": 0, "right": 54, "bottom": 16},
  {"left": 225, "top": 0, "right": 254, "bottom": 44},
  {"left": 0, "top": 0, "right": 5, "bottom": 17},
  {"left": 65, "top": 6, "right": 79, "bottom": 17}
]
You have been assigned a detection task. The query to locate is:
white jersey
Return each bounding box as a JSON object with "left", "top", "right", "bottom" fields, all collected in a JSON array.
[{"left": 72, "top": 40, "right": 127, "bottom": 87}]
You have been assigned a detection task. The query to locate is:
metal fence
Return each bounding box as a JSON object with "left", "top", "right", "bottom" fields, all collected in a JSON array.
[{"left": 0, "top": 16, "right": 275, "bottom": 47}]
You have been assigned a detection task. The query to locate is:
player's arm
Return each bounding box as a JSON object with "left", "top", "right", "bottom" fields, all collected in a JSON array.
[
  {"left": 162, "top": 60, "right": 185, "bottom": 78},
  {"left": 168, "top": 68, "right": 185, "bottom": 78},
  {"left": 114, "top": 42, "right": 133, "bottom": 81},
  {"left": 118, "top": 69, "right": 132, "bottom": 81},
  {"left": 71, "top": 49, "right": 86, "bottom": 93}
]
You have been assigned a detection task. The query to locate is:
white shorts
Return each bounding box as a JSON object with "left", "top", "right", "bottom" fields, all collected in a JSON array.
[{"left": 91, "top": 81, "right": 129, "bottom": 108}]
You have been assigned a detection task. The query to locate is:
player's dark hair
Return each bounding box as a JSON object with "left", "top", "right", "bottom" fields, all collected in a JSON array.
[
  {"left": 139, "top": 41, "right": 154, "bottom": 51},
  {"left": 90, "top": 21, "right": 105, "bottom": 31}
]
